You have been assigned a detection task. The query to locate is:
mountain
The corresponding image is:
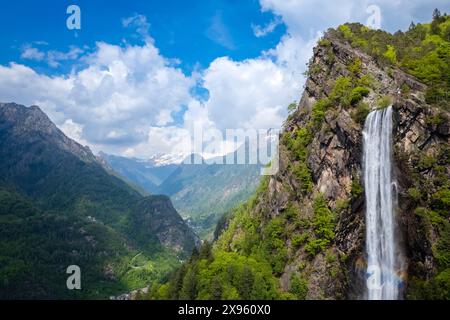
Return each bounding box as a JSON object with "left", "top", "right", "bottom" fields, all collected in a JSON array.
[
  {"left": 146, "top": 14, "right": 450, "bottom": 300},
  {"left": 0, "top": 102, "right": 198, "bottom": 299},
  {"left": 100, "top": 151, "right": 261, "bottom": 239},
  {"left": 157, "top": 155, "right": 261, "bottom": 239},
  {"left": 98, "top": 152, "right": 178, "bottom": 194},
  {"left": 149, "top": 152, "right": 190, "bottom": 167}
]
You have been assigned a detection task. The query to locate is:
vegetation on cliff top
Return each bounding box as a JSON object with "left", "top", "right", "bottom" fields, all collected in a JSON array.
[{"left": 331, "top": 9, "right": 450, "bottom": 109}]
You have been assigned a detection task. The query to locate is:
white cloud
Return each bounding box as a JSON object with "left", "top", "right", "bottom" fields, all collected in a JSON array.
[
  {"left": 20, "top": 44, "right": 84, "bottom": 68},
  {"left": 200, "top": 56, "right": 298, "bottom": 131},
  {"left": 251, "top": 17, "right": 282, "bottom": 37},
  {"left": 206, "top": 12, "right": 236, "bottom": 50},
  {"left": 260, "top": 0, "right": 354, "bottom": 36},
  {"left": 0, "top": 63, "right": 73, "bottom": 123},
  {"left": 155, "top": 109, "right": 174, "bottom": 126},
  {"left": 21, "top": 46, "right": 45, "bottom": 61},
  {"left": 60, "top": 119, "right": 88, "bottom": 145},
  {"left": 1, "top": 9, "right": 313, "bottom": 159},
  {"left": 125, "top": 126, "right": 192, "bottom": 158},
  {"left": 0, "top": 40, "right": 195, "bottom": 156},
  {"left": 47, "top": 46, "right": 84, "bottom": 68},
  {"left": 260, "top": 0, "right": 450, "bottom": 34},
  {"left": 122, "top": 14, "right": 153, "bottom": 43}
]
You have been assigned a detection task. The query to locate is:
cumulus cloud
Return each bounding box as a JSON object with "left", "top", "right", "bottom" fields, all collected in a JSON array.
[
  {"left": 200, "top": 56, "right": 297, "bottom": 130},
  {"left": 124, "top": 126, "right": 192, "bottom": 158},
  {"left": 1, "top": 40, "right": 195, "bottom": 156}
]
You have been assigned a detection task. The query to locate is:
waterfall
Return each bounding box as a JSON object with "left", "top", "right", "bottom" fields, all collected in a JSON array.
[{"left": 363, "top": 106, "right": 401, "bottom": 300}]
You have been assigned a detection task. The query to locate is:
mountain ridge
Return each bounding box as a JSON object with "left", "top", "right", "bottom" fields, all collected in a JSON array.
[
  {"left": 0, "top": 102, "right": 198, "bottom": 299},
  {"left": 100, "top": 149, "right": 261, "bottom": 239}
]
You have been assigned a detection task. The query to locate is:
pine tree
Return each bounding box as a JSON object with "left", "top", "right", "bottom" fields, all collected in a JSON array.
[
  {"left": 210, "top": 276, "right": 223, "bottom": 300},
  {"left": 238, "top": 266, "right": 254, "bottom": 299},
  {"left": 433, "top": 8, "right": 442, "bottom": 21},
  {"left": 431, "top": 8, "right": 443, "bottom": 34},
  {"left": 167, "top": 264, "right": 186, "bottom": 299},
  {"left": 180, "top": 267, "right": 198, "bottom": 299},
  {"left": 199, "top": 241, "right": 213, "bottom": 261}
]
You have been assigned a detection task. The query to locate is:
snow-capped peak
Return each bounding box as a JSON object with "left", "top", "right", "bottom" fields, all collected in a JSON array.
[{"left": 148, "top": 152, "right": 189, "bottom": 167}]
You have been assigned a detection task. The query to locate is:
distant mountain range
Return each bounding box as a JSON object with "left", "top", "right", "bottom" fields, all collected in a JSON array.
[
  {"left": 100, "top": 150, "right": 262, "bottom": 239},
  {"left": 0, "top": 102, "right": 198, "bottom": 299},
  {"left": 97, "top": 152, "right": 179, "bottom": 194}
]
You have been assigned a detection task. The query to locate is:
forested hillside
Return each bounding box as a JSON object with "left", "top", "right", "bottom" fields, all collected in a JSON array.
[
  {"left": 101, "top": 151, "right": 261, "bottom": 240},
  {"left": 0, "top": 103, "right": 198, "bottom": 299},
  {"left": 144, "top": 11, "right": 450, "bottom": 300}
]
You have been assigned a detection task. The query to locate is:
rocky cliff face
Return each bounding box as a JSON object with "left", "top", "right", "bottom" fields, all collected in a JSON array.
[
  {"left": 132, "top": 195, "right": 200, "bottom": 256},
  {"left": 394, "top": 88, "right": 450, "bottom": 298},
  {"left": 214, "top": 29, "right": 449, "bottom": 299},
  {"left": 0, "top": 102, "right": 95, "bottom": 162}
]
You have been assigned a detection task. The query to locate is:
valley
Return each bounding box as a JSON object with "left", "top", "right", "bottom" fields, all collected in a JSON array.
[
  {"left": 100, "top": 151, "right": 261, "bottom": 239},
  {"left": 0, "top": 102, "right": 198, "bottom": 298}
]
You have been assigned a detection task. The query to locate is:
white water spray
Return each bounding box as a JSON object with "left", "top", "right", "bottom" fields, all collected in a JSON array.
[{"left": 363, "top": 106, "right": 402, "bottom": 300}]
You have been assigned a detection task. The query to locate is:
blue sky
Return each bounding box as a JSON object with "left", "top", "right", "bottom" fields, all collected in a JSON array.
[
  {"left": 0, "top": 0, "right": 285, "bottom": 75},
  {"left": 0, "top": 0, "right": 449, "bottom": 159}
]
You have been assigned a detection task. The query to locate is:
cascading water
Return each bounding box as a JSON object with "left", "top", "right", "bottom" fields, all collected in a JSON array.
[{"left": 363, "top": 105, "right": 402, "bottom": 300}]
